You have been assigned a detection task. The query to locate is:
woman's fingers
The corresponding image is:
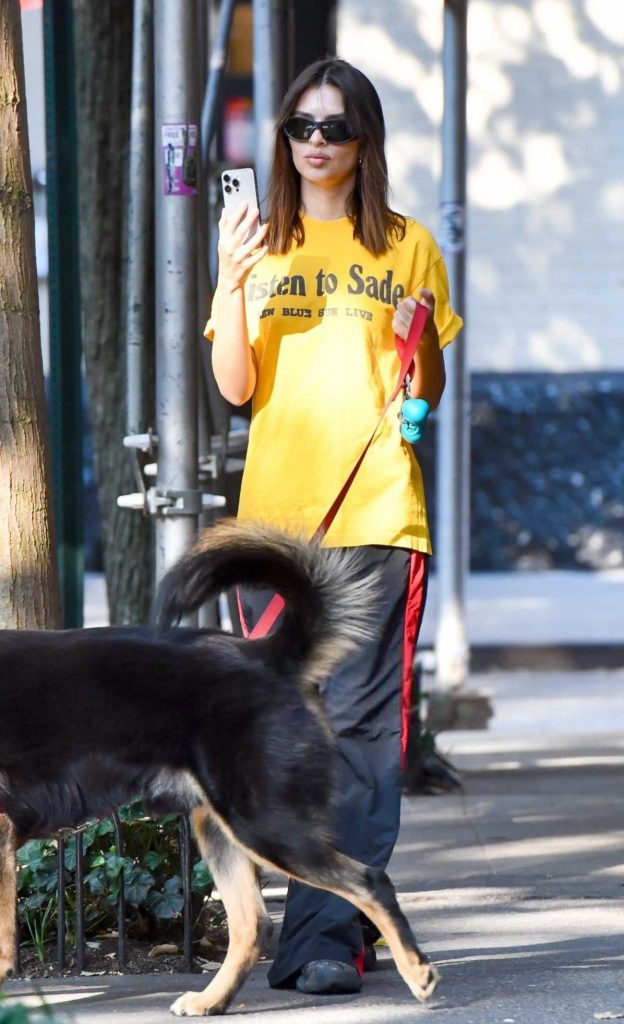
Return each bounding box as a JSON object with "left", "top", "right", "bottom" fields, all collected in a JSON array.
[
  {"left": 231, "top": 203, "right": 266, "bottom": 248},
  {"left": 221, "top": 200, "right": 250, "bottom": 233},
  {"left": 392, "top": 310, "right": 409, "bottom": 338},
  {"left": 240, "top": 218, "right": 269, "bottom": 257},
  {"left": 219, "top": 202, "right": 252, "bottom": 249},
  {"left": 222, "top": 222, "right": 268, "bottom": 265},
  {"left": 241, "top": 243, "right": 269, "bottom": 270},
  {"left": 220, "top": 205, "right": 267, "bottom": 255},
  {"left": 418, "top": 288, "right": 436, "bottom": 314},
  {"left": 217, "top": 204, "right": 268, "bottom": 289},
  {"left": 392, "top": 291, "right": 437, "bottom": 340},
  {"left": 392, "top": 295, "right": 415, "bottom": 338}
]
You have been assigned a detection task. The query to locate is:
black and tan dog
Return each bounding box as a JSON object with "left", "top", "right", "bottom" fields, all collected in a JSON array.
[{"left": 0, "top": 519, "right": 439, "bottom": 1015}]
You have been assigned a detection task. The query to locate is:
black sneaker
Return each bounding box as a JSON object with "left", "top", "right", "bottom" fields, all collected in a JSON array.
[{"left": 295, "top": 960, "right": 362, "bottom": 995}]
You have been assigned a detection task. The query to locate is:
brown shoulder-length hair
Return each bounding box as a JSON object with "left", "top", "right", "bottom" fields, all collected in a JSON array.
[{"left": 264, "top": 58, "right": 406, "bottom": 257}]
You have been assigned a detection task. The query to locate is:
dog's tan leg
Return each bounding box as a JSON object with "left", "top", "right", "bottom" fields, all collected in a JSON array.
[
  {"left": 170, "top": 808, "right": 272, "bottom": 1018},
  {"left": 286, "top": 850, "right": 439, "bottom": 1003},
  {"left": 0, "top": 815, "right": 17, "bottom": 984}
]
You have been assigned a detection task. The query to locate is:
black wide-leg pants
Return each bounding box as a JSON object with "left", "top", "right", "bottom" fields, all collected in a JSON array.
[{"left": 239, "top": 545, "right": 429, "bottom": 988}]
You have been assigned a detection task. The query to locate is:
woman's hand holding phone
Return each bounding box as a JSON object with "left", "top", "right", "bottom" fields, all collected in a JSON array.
[
  {"left": 218, "top": 168, "right": 268, "bottom": 294},
  {"left": 218, "top": 202, "right": 268, "bottom": 295},
  {"left": 212, "top": 185, "right": 266, "bottom": 404}
]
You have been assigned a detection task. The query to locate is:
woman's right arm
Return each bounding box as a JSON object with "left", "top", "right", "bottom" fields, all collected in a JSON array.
[{"left": 211, "top": 203, "right": 268, "bottom": 406}]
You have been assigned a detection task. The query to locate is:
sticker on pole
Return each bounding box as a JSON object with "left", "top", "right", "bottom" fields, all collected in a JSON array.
[
  {"left": 162, "top": 124, "right": 198, "bottom": 196},
  {"left": 439, "top": 201, "right": 465, "bottom": 255}
]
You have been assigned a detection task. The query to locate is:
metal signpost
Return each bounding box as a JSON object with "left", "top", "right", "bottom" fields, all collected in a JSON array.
[
  {"left": 126, "top": 0, "right": 153, "bottom": 439},
  {"left": 153, "top": 0, "right": 200, "bottom": 581},
  {"left": 435, "top": 0, "right": 470, "bottom": 689}
]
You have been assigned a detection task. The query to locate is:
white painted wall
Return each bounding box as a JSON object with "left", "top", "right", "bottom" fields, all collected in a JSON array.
[{"left": 337, "top": 0, "right": 624, "bottom": 372}]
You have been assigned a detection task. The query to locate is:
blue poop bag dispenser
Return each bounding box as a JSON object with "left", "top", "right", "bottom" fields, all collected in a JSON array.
[{"left": 399, "top": 396, "right": 430, "bottom": 443}]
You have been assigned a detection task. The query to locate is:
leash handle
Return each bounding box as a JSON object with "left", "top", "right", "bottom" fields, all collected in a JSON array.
[{"left": 246, "top": 301, "right": 430, "bottom": 639}]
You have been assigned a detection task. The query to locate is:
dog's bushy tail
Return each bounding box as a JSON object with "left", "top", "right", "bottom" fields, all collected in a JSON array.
[{"left": 152, "top": 518, "right": 377, "bottom": 686}]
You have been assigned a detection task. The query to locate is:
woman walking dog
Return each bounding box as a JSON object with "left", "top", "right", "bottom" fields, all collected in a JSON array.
[{"left": 208, "top": 57, "right": 462, "bottom": 995}]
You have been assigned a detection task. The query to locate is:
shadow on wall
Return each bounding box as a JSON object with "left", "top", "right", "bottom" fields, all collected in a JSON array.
[{"left": 338, "top": 0, "right": 624, "bottom": 372}]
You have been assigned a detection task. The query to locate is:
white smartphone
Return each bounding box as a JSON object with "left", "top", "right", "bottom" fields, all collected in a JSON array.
[{"left": 221, "top": 167, "right": 261, "bottom": 243}]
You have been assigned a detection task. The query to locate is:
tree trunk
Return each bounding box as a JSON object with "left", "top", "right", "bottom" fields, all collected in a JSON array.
[
  {"left": 0, "top": 0, "right": 60, "bottom": 630},
  {"left": 73, "top": 0, "right": 155, "bottom": 625}
]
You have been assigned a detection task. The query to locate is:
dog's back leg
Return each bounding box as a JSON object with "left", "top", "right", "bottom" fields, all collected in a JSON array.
[
  {"left": 245, "top": 829, "right": 439, "bottom": 1004},
  {"left": 170, "top": 806, "right": 273, "bottom": 1018},
  {"left": 0, "top": 815, "right": 17, "bottom": 983},
  {"left": 287, "top": 846, "right": 439, "bottom": 1002}
]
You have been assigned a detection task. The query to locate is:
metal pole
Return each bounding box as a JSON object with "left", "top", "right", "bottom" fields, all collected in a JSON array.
[
  {"left": 198, "top": 0, "right": 232, "bottom": 444},
  {"left": 154, "top": 0, "right": 199, "bottom": 581},
  {"left": 43, "top": 0, "right": 83, "bottom": 628},
  {"left": 253, "top": 0, "right": 292, "bottom": 208},
  {"left": 435, "top": 0, "right": 469, "bottom": 690},
  {"left": 126, "top": 0, "right": 153, "bottom": 436},
  {"left": 196, "top": 2, "right": 219, "bottom": 629},
  {"left": 200, "top": 0, "right": 237, "bottom": 172}
]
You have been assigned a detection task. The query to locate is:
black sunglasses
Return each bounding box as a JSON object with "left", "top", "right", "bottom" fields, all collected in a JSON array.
[{"left": 283, "top": 116, "right": 357, "bottom": 145}]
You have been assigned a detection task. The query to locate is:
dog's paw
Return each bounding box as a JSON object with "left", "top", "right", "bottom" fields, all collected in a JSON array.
[
  {"left": 410, "top": 962, "right": 440, "bottom": 1002},
  {"left": 170, "top": 992, "right": 222, "bottom": 1017},
  {"left": 0, "top": 953, "right": 15, "bottom": 986}
]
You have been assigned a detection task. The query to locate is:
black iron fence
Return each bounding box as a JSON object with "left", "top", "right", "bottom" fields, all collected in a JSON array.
[{"left": 16, "top": 813, "right": 196, "bottom": 974}]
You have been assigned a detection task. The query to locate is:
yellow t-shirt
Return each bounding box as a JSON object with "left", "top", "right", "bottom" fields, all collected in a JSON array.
[{"left": 206, "top": 215, "right": 462, "bottom": 552}]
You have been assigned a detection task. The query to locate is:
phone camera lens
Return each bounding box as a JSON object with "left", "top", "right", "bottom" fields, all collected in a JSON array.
[
  {"left": 224, "top": 184, "right": 232, "bottom": 193},
  {"left": 223, "top": 174, "right": 230, "bottom": 183},
  {"left": 232, "top": 178, "right": 240, "bottom": 188}
]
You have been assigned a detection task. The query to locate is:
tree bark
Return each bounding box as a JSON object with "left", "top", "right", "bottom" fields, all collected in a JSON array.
[
  {"left": 73, "top": 0, "right": 155, "bottom": 625},
  {"left": 0, "top": 0, "right": 60, "bottom": 630}
]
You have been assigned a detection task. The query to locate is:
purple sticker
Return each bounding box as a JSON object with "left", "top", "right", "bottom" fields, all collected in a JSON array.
[{"left": 162, "top": 124, "right": 198, "bottom": 196}]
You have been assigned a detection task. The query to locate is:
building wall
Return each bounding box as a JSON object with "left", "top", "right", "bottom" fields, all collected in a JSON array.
[{"left": 337, "top": 0, "right": 624, "bottom": 372}]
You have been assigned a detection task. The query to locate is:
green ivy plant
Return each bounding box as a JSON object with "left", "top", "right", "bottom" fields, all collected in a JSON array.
[{"left": 17, "top": 802, "right": 214, "bottom": 962}]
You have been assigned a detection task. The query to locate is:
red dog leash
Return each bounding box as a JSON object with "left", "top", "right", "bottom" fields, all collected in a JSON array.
[{"left": 240, "top": 301, "right": 430, "bottom": 640}]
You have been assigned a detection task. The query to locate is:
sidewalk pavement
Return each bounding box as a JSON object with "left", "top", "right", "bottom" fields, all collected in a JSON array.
[{"left": 5, "top": 665, "right": 624, "bottom": 1023}]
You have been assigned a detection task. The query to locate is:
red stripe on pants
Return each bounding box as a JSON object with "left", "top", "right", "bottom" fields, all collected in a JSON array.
[{"left": 400, "top": 551, "right": 427, "bottom": 768}]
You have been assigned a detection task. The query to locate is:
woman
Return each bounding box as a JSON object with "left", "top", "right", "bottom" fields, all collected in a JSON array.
[{"left": 207, "top": 58, "right": 462, "bottom": 995}]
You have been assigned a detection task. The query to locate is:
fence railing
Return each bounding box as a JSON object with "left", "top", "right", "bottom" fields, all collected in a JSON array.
[{"left": 16, "top": 813, "right": 195, "bottom": 974}]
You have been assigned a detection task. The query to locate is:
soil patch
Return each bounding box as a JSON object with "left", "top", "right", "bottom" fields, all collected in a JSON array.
[{"left": 16, "top": 930, "right": 229, "bottom": 980}]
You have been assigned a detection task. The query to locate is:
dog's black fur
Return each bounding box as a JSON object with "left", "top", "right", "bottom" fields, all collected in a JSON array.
[{"left": 0, "top": 519, "right": 439, "bottom": 1015}]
